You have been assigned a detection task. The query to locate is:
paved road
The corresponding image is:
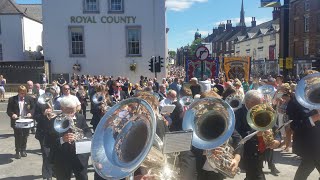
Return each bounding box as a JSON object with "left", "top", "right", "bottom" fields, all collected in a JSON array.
[{"left": 0, "top": 98, "right": 318, "bottom": 180}]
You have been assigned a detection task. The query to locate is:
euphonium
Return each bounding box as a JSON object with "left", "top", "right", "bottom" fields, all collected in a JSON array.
[
  {"left": 183, "top": 98, "right": 238, "bottom": 178},
  {"left": 91, "top": 98, "right": 177, "bottom": 180},
  {"left": 53, "top": 114, "right": 84, "bottom": 141},
  {"left": 225, "top": 94, "right": 243, "bottom": 111},
  {"left": 295, "top": 72, "right": 320, "bottom": 110},
  {"left": 246, "top": 104, "right": 276, "bottom": 147},
  {"left": 38, "top": 92, "right": 59, "bottom": 119},
  {"left": 257, "top": 85, "right": 276, "bottom": 105}
]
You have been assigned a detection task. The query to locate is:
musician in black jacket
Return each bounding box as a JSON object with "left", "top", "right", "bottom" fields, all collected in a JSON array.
[
  {"left": 193, "top": 91, "right": 243, "bottom": 180},
  {"left": 34, "top": 99, "right": 53, "bottom": 179},
  {"left": 286, "top": 71, "right": 320, "bottom": 180},
  {"left": 235, "top": 90, "right": 280, "bottom": 180},
  {"left": 48, "top": 97, "right": 92, "bottom": 180},
  {"left": 7, "top": 85, "right": 35, "bottom": 159}
]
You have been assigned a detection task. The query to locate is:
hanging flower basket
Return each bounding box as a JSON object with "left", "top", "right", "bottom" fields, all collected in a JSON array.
[
  {"left": 130, "top": 63, "right": 137, "bottom": 72},
  {"left": 73, "top": 63, "right": 81, "bottom": 71}
]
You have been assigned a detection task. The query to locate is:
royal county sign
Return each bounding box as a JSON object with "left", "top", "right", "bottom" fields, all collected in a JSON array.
[{"left": 70, "top": 16, "right": 136, "bottom": 24}]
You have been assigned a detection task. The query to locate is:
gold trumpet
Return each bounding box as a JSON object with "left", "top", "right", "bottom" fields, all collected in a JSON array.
[{"left": 246, "top": 104, "right": 276, "bottom": 147}]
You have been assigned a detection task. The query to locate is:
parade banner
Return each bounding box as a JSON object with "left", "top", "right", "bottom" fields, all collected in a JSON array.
[
  {"left": 224, "top": 57, "right": 250, "bottom": 82},
  {"left": 261, "top": 0, "right": 281, "bottom": 7},
  {"left": 186, "top": 59, "right": 218, "bottom": 81}
]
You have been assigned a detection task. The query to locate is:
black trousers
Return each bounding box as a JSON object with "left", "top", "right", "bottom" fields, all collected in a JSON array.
[
  {"left": 53, "top": 154, "right": 89, "bottom": 180},
  {"left": 39, "top": 139, "right": 53, "bottom": 179},
  {"left": 294, "top": 157, "right": 320, "bottom": 180},
  {"left": 179, "top": 151, "right": 197, "bottom": 180},
  {"left": 243, "top": 158, "right": 266, "bottom": 180},
  {"left": 197, "top": 169, "right": 225, "bottom": 180},
  {"left": 13, "top": 128, "right": 29, "bottom": 152}
]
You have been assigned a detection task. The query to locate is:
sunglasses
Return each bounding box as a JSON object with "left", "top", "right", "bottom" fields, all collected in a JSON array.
[{"left": 115, "top": 86, "right": 121, "bottom": 87}]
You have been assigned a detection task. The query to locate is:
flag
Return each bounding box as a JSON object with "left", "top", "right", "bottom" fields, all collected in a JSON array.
[{"left": 261, "top": 0, "right": 281, "bottom": 7}]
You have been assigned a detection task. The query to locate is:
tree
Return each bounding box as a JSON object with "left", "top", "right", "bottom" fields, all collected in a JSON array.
[
  {"left": 189, "top": 38, "right": 203, "bottom": 56},
  {"left": 168, "top": 51, "right": 176, "bottom": 58}
]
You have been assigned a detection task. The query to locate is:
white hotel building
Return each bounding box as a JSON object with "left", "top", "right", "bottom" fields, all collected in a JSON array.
[{"left": 43, "top": 0, "right": 168, "bottom": 83}]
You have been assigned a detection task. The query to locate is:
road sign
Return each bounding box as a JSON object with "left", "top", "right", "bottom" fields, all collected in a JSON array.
[
  {"left": 286, "top": 57, "right": 293, "bottom": 69},
  {"left": 195, "top": 46, "right": 209, "bottom": 60}
]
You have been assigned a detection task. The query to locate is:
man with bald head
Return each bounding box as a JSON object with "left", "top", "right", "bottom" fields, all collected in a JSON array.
[{"left": 235, "top": 90, "right": 280, "bottom": 180}]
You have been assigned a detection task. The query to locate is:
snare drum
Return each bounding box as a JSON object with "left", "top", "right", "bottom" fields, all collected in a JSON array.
[{"left": 15, "top": 119, "right": 34, "bottom": 129}]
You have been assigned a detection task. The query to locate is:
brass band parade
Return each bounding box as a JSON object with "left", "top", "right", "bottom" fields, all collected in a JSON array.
[{"left": 0, "top": 0, "right": 320, "bottom": 179}]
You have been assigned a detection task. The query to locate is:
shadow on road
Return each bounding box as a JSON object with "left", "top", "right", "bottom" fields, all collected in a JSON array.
[
  {"left": 0, "top": 175, "right": 42, "bottom": 180},
  {"left": 0, "top": 133, "right": 14, "bottom": 139},
  {"left": 26, "top": 149, "right": 42, "bottom": 156},
  {"left": 0, "top": 154, "right": 14, "bottom": 165},
  {"left": 274, "top": 150, "right": 301, "bottom": 167}
]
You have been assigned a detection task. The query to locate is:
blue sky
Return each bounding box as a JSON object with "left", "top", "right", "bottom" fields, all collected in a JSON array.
[{"left": 16, "top": 0, "right": 283, "bottom": 51}]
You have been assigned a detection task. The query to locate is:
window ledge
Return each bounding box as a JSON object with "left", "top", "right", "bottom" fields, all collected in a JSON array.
[
  {"left": 108, "top": 10, "right": 124, "bottom": 14},
  {"left": 83, "top": 11, "right": 100, "bottom": 14},
  {"left": 127, "top": 54, "right": 142, "bottom": 57},
  {"left": 70, "top": 54, "right": 86, "bottom": 58}
]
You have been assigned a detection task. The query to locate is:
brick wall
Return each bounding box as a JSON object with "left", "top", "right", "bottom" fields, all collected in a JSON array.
[{"left": 289, "top": 0, "right": 320, "bottom": 59}]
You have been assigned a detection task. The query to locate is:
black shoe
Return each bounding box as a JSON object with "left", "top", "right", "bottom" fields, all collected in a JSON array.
[
  {"left": 270, "top": 166, "right": 280, "bottom": 176},
  {"left": 15, "top": 152, "right": 21, "bottom": 159},
  {"left": 31, "top": 128, "right": 36, "bottom": 134},
  {"left": 21, "top": 151, "right": 27, "bottom": 157}
]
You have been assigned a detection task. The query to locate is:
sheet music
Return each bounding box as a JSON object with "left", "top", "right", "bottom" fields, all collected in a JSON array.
[
  {"left": 75, "top": 140, "right": 91, "bottom": 154},
  {"left": 163, "top": 131, "right": 193, "bottom": 154}
]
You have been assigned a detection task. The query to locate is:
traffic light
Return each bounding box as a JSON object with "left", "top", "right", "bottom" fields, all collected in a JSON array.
[
  {"left": 149, "top": 57, "right": 154, "bottom": 72},
  {"left": 155, "top": 56, "right": 164, "bottom": 72}
]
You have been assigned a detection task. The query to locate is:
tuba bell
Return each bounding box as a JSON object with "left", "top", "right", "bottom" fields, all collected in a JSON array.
[
  {"left": 257, "top": 85, "right": 276, "bottom": 105},
  {"left": 179, "top": 96, "right": 194, "bottom": 107},
  {"left": 38, "top": 91, "right": 60, "bottom": 119},
  {"left": 92, "top": 92, "right": 105, "bottom": 105},
  {"left": 183, "top": 98, "right": 238, "bottom": 178},
  {"left": 295, "top": 72, "right": 320, "bottom": 110},
  {"left": 53, "top": 114, "right": 84, "bottom": 141},
  {"left": 246, "top": 104, "right": 276, "bottom": 146},
  {"left": 225, "top": 94, "right": 243, "bottom": 111},
  {"left": 91, "top": 98, "right": 177, "bottom": 180}
]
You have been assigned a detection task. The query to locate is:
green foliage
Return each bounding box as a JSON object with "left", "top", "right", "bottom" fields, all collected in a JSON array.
[
  {"left": 189, "top": 38, "right": 203, "bottom": 56},
  {"left": 168, "top": 51, "right": 176, "bottom": 58}
]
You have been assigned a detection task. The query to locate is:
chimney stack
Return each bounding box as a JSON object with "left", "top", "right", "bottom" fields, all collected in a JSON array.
[
  {"left": 272, "top": 7, "right": 280, "bottom": 20},
  {"left": 251, "top": 17, "right": 256, "bottom": 27},
  {"left": 226, "top": 20, "right": 233, "bottom": 31},
  {"left": 218, "top": 23, "right": 225, "bottom": 33}
]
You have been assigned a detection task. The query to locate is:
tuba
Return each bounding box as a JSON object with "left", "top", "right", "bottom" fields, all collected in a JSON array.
[
  {"left": 257, "top": 85, "right": 276, "bottom": 105},
  {"left": 179, "top": 96, "right": 194, "bottom": 107},
  {"left": 295, "top": 72, "right": 320, "bottom": 110},
  {"left": 183, "top": 98, "right": 238, "bottom": 178},
  {"left": 225, "top": 94, "right": 243, "bottom": 111},
  {"left": 91, "top": 98, "right": 177, "bottom": 180},
  {"left": 246, "top": 104, "right": 276, "bottom": 147},
  {"left": 92, "top": 92, "right": 105, "bottom": 105},
  {"left": 53, "top": 114, "right": 84, "bottom": 141}
]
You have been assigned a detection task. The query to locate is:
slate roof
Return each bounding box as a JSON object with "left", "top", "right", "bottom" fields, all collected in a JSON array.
[{"left": 0, "top": 0, "right": 42, "bottom": 23}]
